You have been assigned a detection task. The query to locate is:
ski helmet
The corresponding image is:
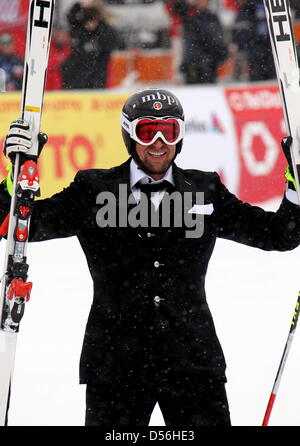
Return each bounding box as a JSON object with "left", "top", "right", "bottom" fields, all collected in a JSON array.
[{"left": 121, "top": 88, "right": 185, "bottom": 156}]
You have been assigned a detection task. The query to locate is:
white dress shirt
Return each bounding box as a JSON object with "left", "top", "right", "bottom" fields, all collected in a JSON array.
[{"left": 130, "top": 159, "right": 175, "bottom": 209}]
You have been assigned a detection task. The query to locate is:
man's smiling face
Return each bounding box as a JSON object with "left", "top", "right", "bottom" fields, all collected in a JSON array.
[{"left": 134, "top": 138, "right": 176, "bottom": 180}]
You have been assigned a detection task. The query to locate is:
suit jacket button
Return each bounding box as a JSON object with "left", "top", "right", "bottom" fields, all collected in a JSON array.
[
  {"left": 154, "top": 295, "right": 164, "bottom": 307},
  {"left": 154, "top": 296, "right": 161, "bottom": 307},
  {"left": 154, "top": 261, "right": 160, "bottom": 268}
]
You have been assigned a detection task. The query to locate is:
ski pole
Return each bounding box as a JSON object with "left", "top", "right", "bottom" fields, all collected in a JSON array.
[{"left": 262, "top": 293, "right": 300, "bottom": 425}]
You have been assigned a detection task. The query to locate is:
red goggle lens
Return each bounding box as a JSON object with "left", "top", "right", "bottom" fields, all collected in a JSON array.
[{"left": 135, "top": 118, "right": 181, "bottom": 143}]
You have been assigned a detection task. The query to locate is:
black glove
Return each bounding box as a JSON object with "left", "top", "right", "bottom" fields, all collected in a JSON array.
[
  {"left": 281, "top": 136, "right": 296, "bottom": 190},
  {"left": 37, "top": 131, "right": 48, "bottom": 157}
]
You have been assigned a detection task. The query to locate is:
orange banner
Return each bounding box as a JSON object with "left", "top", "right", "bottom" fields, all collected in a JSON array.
[{"left": 0, "top": 91, "right": 130, "bottom": 197}]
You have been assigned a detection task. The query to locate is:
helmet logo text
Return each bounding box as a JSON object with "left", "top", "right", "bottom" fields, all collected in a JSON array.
[{"left": 141, "top": 91, "right": 178, "bottom": 106}]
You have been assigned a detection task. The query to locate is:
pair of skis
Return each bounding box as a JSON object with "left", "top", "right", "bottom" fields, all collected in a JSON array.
[
  {"left": 0, "top": 0, "right": 55, "bottom": 426},
  {"left": 261, "top": 0, "right": 300, "bottom": 426}
]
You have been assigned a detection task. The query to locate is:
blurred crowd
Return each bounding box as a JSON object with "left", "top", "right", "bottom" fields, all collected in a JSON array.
[{"left": 0, "top": 0, "right": 300, "bottom": 91}]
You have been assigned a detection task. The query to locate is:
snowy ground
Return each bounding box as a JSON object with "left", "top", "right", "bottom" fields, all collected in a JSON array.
[{"left": 3, "top": 197, "right": 300, "bottom": 426}]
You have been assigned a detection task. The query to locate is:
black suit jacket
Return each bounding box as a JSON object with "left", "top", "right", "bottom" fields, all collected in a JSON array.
[{"left": 1, "top": 158, "right": 300, "bottom": 385}]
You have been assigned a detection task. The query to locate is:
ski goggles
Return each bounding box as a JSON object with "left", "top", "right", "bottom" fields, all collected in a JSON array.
[{"left": 121, "top": 113, "right": 185, "bottom": 146}]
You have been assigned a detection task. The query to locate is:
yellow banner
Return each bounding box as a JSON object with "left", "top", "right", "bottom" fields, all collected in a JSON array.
[{"left": 0, "top": 91, "right": 130, "bottom": 198}]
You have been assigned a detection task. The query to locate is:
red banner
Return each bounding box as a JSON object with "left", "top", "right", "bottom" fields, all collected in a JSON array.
[{"left": 225, "top": 85, "right": 287, "bottom": 203}]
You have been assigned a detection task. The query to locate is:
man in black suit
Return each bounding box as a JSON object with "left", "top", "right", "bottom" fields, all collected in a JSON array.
[{"left": 2, "top": 88, "right": 300, "bottom": 426}]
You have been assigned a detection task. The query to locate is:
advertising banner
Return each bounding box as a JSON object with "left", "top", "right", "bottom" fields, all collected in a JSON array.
[
  {"left": 0, "top": 83, "right": 288, "bottom": 203},
  {"left": 176, "top": 85, "right": 240, "bottom": 196},
  {"left": 176, "top": 84, "right": 287, "bottom": 203},
  {"left": 224, "top": 85, "right": 286, "bottom": 203},
  {"left": 0, "top": 91, "right": 129, "bottom": 197}
]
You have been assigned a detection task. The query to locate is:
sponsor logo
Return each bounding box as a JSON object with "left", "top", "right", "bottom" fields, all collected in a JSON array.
[
  {"left": 228, "top": 89, "right": 281, "bottom": 111},
  {"left": 122, "top": 119, "right": 129, "bottom": 129},
  {"left": 141, "top": 91, "right": 178, "bottom": 106},
  {"left": 30, "top": 59, "right": 37, "bottom": 76},
  {"left": 268, "top": 0, "right": 291, "bottom": 42},
  {"left": 153, "top": 101, "right": 162, "bottom": 110},
  {"left": 34, "top": 0, "right": 51, "bottom": 29},
  {"left": 185, "top": 114, "right": 225, "bottom": 134}
]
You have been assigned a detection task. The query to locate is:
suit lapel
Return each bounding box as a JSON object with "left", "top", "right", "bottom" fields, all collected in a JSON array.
[
  {"left": 102, "top": 159, "right": 138, "bottom": 229},
  {"left": 172, "top": 163, "right": 200, "bottom": 209},
  {"left": 105, "top": 158, "right": 131, "bottom": 199}
]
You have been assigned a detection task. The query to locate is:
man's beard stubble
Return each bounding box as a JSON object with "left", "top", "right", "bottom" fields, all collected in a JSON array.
[{"left": 132, "top": 150, "right": 178, "bottom": 176}]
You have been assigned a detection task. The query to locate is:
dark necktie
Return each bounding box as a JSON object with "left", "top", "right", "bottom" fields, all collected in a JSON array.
[
  {"left": 136, "top": 180, "right": 176, "bottom": 229},
  {"left": 137, "top": 180, "right": 175, "bottom": 198}
]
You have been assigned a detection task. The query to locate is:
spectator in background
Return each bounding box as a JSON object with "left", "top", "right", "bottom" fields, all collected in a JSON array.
[
  {"left": 46, "top": 28, "right": 71, "bottom": 91},
  {"left": 290, "top": 0, "right": 300, "bottom": 65},
  {"left": 171, "top": 0, "right": 228, "bottom": 84},
  {"left": 290, "top": 0, "right": 300, "bottom": 19},
  {"left": 0, "top": 34, "right": 23, "bottom": 91},
  {"left": 61, "top": 1, "right": 118, "bottom": 89},
  {"left": 232, "top": 0, "right": 275, "bottom": 81}
]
